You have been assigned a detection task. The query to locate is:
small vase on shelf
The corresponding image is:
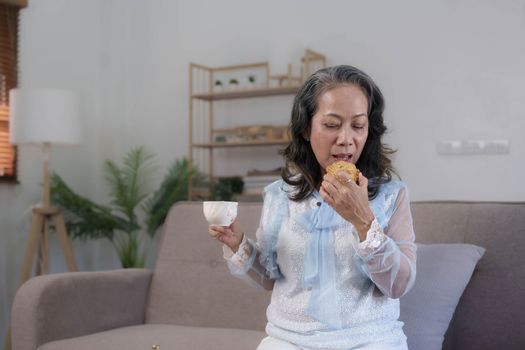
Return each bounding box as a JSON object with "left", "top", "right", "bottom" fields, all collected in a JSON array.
[
  {"left": 214, "top": 80, "right": 224, "bottom": 93},
  {"left": 228, "top": 78, "right": 239, "bottom": 91},
  {"left": 247, "top": 75, "right": 257, "bottom": 89}
]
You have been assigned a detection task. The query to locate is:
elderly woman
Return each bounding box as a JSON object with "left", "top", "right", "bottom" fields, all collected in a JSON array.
[{"left": 209, "top": 65, "right": 417, "bottom": 350}]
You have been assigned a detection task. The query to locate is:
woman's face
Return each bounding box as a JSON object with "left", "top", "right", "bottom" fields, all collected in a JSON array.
[{"left": 308, "top": 84, "right": 369, "bottom": 174}]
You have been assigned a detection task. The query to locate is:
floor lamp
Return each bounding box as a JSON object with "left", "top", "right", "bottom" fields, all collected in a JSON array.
[{"left": 4, "top": 88, "right": 82, "bottom": 350}]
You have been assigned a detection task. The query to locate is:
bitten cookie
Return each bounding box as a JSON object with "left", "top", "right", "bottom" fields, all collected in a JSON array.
[{"left": 326, "top": 161, "right": 360, "bottom": 184}]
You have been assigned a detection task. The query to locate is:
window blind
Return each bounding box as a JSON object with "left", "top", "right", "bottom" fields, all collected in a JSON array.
[{"left": 0, "top": 3, "right": 19, "bottom": 182}]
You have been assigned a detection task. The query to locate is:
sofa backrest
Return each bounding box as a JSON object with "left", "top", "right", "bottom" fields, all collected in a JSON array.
[
  {"left": 146, "top": 201, "right": 525, "bottom": 349},
  {"left": 411, "top": 201, "right": 525, "bottom": 350},
  {"left": 145, "top": 202, "right": 270, "bottom": 331}
]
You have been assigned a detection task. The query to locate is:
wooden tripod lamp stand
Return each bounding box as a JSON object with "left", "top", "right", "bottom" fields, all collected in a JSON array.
[
  {"left": 5, "top": 88, "right": 82, "bottom": 350},
  {"left": 17, "top": 142, "right": 78, "bottom": 283}
]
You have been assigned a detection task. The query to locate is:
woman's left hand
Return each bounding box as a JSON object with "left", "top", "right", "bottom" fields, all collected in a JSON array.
[{"left": 320, "top": 171, "right": 375, "bottom": 241}]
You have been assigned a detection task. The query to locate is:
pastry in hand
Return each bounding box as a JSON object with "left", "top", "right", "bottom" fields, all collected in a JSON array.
[{"left": 326, "top": 161, "right": 360, "bottom": 184}]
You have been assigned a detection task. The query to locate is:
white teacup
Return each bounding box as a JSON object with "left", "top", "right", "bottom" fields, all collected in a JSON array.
[{"left": 203, "top": 201, "right": 238, "bottom": 227}]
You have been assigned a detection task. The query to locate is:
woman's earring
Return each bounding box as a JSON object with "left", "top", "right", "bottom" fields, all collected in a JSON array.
[{"left": 304, "top": 136, "right": 310, "bottom": 142}]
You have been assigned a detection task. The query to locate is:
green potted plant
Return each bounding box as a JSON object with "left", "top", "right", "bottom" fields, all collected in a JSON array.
[
  {"left": 228, "top": 78, "right": 239, "bottom": 90},
  {"left": 211, "top": 176, "right": 244, "bottom": 201},
  {"left": 51, "top": 146, "right": 205, "bottom": 268},
  {"left": 248, "top": 75, "right": 256, "bottom": 88},
  {"left": 214, "top": 79, "right": 223, "bottom": 93}
]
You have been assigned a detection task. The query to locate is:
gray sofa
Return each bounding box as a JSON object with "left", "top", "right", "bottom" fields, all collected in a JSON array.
[{"left": 11, "top": 201, "right": 525, "bottom": 350}]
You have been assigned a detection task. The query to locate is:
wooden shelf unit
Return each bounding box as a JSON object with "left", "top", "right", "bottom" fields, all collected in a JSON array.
[{"left": 188, "top": 50, "right": 326, "bottom": 200}]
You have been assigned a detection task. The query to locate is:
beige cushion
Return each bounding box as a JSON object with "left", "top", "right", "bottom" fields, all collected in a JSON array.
[
  {"left": 400, "top": 243, "right": 485, "bottom": 350},
  {"left": 39, "top": 324, "right": 265, "bottom": 350}
]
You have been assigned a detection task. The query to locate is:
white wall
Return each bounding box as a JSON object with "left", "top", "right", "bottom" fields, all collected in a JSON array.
[{"left": 1, "top": 0, "right": 524, "bottom": 344}]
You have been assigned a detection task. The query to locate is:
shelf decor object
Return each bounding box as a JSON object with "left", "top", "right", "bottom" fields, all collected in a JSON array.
[{"left": 188, "top": 49, "right": 326, "bottom": 199}]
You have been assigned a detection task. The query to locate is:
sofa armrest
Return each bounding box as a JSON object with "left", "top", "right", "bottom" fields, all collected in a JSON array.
[{"left": 11, "top": 268, "right": 153, "bottom": 350}]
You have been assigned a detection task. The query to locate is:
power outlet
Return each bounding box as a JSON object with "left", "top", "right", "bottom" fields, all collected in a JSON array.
[
  {"left": 484, "top": 139, "right": 510, "bottom": 154},
  {"left": 437, "top": 139, "right": 510, "bottom": 155}
]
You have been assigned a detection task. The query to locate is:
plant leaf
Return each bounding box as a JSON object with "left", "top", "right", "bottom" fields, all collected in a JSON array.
[
  {"left": 50, "top": 173, "right": 138, "bottom": 241},
  {"left": 143, "top": 158, "right": 205, "bottom": 236},
  {"left": 105, "top": 146, "right": 155, "bottom": 224}
]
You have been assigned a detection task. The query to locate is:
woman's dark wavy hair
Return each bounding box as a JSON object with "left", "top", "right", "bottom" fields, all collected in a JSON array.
[{"left": 280, "top": 65, "right": 397, "bottom": 201}]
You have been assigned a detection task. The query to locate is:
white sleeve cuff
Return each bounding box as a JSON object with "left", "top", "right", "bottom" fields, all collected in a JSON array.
[
  {"left": 222, "top": 234, "right": 253, "bottom": 268},
  {"left": 356, "top": 218, "right": 388, "bottom": 256}
]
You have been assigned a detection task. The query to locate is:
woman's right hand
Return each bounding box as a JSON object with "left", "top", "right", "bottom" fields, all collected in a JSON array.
[{"left": 208, "top": 219, "right": 244, "bottom": 252}]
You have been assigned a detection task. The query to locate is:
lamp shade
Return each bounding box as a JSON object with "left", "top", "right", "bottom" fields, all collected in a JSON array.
[{"left": 9, "top": 88, "right": 81, "bottom": 145}]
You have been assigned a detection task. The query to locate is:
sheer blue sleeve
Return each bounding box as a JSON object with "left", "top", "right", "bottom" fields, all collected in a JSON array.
[
  {"left": 222, "top": 180, "right": 284, "bottom": 288},
  {"left": 353, "top": 186, "right": 417, "bottom": 298},
  {"left": 222, "top": 235, "right": 262, "bottom": 288},
  {"left": 255, "top": 182, "right": 285, "bottom": 280}
]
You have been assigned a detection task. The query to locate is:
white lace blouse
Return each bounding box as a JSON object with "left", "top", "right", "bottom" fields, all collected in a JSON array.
[{"left": 223, "top": 180, "right": 416, "bottom": 349}]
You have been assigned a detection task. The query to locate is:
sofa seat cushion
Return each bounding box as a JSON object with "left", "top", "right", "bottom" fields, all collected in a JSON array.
[{"left": 39, "top": 324, "right": 266, "bottom": 350}]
